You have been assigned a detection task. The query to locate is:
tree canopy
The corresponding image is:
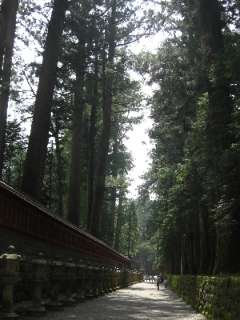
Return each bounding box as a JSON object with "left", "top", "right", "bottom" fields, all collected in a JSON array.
[{"left": 1, "top": 0, "right": 240, "bottom": 274}]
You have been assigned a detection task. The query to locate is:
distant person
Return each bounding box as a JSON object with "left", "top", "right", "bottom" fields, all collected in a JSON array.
[
  {"left": 156, "top": 275, "right": 161, "bottom": 290},
  {"left": 163, "top": 278, "right": 168, "bottom": 288},
  {"left": 160, "top": 274, "right": 164, "bottom": 283}
]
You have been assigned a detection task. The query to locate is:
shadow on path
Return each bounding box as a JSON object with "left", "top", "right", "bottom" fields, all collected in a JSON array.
[{"left": 20, "top": 282, "right": 206, "bottom": 320}]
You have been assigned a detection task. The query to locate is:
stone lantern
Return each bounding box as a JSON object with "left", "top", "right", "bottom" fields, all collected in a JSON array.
[
  {"left": 102, "top": 266, "right": 108, "bottom": 293},
  {"left": 84, "top": 262, "right": 93, "bottom": 300},
  {"left": 75, "top": 260, "right": 86, "bottom": 303},
  {"left": 0, "top": 245, "right": 21, "bottom": 319},
  {"left": 26, "top": 253, "right": 48, "bottom": 317},
  {"left": 111, "top": 267, "right": 117, "bottom": 291},
  {"left": 91, "top": 264, "right": 99, "bottom": 298},
  {"left": 61, "top": 258, "right": 76, "bottom": 306},
  {"left": 45, "top": 256, "right": 63, "bottom": 311},
  {"left": 116, "top": 268, "right": 121, "bottom": 289},
  {"left": 97, "top": 266, "right": 105, "bottom": 296},
  {"left": 123, "top": 268, "right": 128, "bottom": 288},
  {"left": 106, "top": 266, "right": 113, "bottom": 293},
  {"left": 118, "top": 267, "right": 124, "bottom": 288}
]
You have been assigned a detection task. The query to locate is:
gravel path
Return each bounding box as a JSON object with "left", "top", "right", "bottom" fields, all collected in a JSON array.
[{"left": 19, "top": 282, "right": 207, "bottom": 320}]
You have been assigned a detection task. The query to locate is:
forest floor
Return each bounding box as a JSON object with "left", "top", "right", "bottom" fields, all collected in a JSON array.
[{"left": 17, "top": 281, "right": 206, "bottom": 320}]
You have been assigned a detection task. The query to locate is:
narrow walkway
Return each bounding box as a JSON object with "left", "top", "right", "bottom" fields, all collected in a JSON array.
[{"left": 23, "top": 282, "right": 206, "bottom": 319}]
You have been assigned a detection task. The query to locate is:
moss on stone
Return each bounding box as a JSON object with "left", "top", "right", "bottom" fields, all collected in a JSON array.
[{"left": 168, "top": 275, "right": 240, "bottom": 320}]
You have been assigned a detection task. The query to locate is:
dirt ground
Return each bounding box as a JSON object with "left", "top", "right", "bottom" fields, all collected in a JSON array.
[{"left": 17, "top": 281, "right": 207, "bottom": 320}]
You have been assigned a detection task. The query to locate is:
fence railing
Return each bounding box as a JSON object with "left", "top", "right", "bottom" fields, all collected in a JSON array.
[
  {"left": 0, "top": 180, "right": 130, "bottom": 268},
  {"left": 0, "top": 180, "right": 143, "bottom": 318}
]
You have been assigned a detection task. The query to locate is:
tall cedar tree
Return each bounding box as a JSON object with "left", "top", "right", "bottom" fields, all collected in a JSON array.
[
  {"left": 200, "top": 0, "right": 236, "bottom": 273},
  {"left": 21, "top": 0, "right": 68, "bottom": 199},
  {"left": 140, "top": 0, "right": 239, "bottom": 274},
  {"left": 67, "top": 2, "right": 88, "bottom": 226},
  {"left": 89, "top": 0, "right": 117, "bottom": 238},
  {"left": 0, "top": 0, "right": 19, "bottom": 177},
  {"left": 86, "top": 53, "right": 98, "bottom": 230}
]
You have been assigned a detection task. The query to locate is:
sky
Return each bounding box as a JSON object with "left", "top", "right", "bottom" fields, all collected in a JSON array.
[
  {"left": 125, "top": 109, "right": 153, "bottom": 198},
  {"left": 125, "top": 33, "right": 164, "bottom": 198}
]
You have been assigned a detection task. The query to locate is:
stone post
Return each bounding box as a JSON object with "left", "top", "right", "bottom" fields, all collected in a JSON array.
[
  {"left": 116, "top": 268, "right": 120, "bottom": 289},
  {"left": 84, "top": 263, "right": 93, "bottom": 300},
  {"left": 105, "top": 267, "right": 112, "bottom": 293},
  {"left": 127, "top": 269, "right": 131, "bottom": 286},
  {"left": 74, "top": 260, "right": 86, "bottom": 303},
  {"left": 111, "top": 267, "right": 117, "bottom": 291},
  {"left": 0, "top": 245, "right": 21, "bottom": 319},
  {"left": 118, "top": 268, "right": 124, "bottom": 288},
  {"left": 123, "top": 268, "right": 128, "bottom": 287},
  {"left": 102, "top": 267, "right": 109, "bottom": 293},
  {"left": 129, "top": 270, "right": 133, "bottom": 284},
  {"left": 109, "top": 267, "right": 115, "bottom": 292},
  {"left": 26, "top": 253, "right": 48, "bottom": 317},
  {"left": 61, "top": 258, "right": 76, "bottom": 306},
  {"left": 45, "top": 256, "right": 63, "bottom": 311},
  {"left": 98, "top": 266, "right": 105, "bottom": 296},
  {"left": 91, "top": 264, "right": 99, "bottom": 298}
]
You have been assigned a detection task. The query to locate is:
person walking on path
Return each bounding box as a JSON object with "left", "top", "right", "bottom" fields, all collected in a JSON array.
[
  {"left": 21, "top": 281, "right": 206, "bottom": 320},
  {"left": 163, "top": 277, "right": 168, "bottom": 288},
  {"left": 156, "top": 274, "right": 161, "bottom": 290}
]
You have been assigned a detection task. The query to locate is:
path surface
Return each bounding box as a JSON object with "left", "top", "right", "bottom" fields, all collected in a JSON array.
[{"left": 20, "top": 282, "right": 206, "bottom": 320}]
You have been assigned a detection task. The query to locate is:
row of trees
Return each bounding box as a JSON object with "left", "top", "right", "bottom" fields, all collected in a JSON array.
[
  {"left": 0, "top": 0, "right": 158, "bottom": 255},
  {"left": 2, "top": 0, "right": 238, "bottom": 275},
  {"left": 136, "top": 0, "right": 240, "bottom": 275}
]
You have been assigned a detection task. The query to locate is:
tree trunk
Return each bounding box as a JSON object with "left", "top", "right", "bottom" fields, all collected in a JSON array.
[
  {"left": 107, "top": 135, "right": 118, "bottom": 244},
  {"left": 54, "top": 128, "right": 64, "bottom": 216},
  {"left": 114, "top": 190, "right": 123, "bottom": 252},
  {"left": 127, "top": 207, "right": 132, "bottom": 258},
  {"left": 67, "top": 49, "right": 85, "bottom": 226},
  {"left": 200, "top": 0, "right": 232, "bottom": 149},
  {"left": 198, "top": 202, "right": 209, "bottom": 273},
  {"left": 89, "top": 0, "right": 116, "bottom": 238},
  {"left": 0, "top": 0, "right": 18, "bottom": 177},
  {"left": 86, "top": 57, "right": 98, "bottom": 231},
  {"left": 200, "top": 0, "right": 233, "bottom": 273},
  {"left": 21, "top": 0, "right": 68, "bottom": 199},
  {"left": 0, "top": 0, "right": 10, "bottom": 76},
  {"left": 108, "top": 189, "right": 116, "bottom": 246}
]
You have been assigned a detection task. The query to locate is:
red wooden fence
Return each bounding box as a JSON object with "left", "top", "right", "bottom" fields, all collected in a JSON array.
[{"left": 0, "top": 180, "right": 131, "bottom": 268}]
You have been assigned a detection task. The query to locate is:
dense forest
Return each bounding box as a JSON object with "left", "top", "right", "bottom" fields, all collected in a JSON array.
[{"left": 0, "top": 0, "right": 240, "bottom": 276}]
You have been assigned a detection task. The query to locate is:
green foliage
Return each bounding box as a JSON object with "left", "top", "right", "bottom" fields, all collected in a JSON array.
[
  {"left": 4, "top": 0, "right": 240, "bottom": 276},
  {"left": 117, "top": 200, "right": 139, "bottom": 257},
  {"left": 3, "top": 120, "right": 27, "bottom": 187},
  {"left": 136, "top": 0, "right": 240, "bottom": 276},
  {"left": 2, "top": 0, "right": 154, "bottom": 231}
]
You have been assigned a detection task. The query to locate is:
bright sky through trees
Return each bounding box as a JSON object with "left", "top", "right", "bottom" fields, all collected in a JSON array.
[
  {"left": 126, "top": 33, "right": 164, "bottom": 198},
  {"left": 10, "top": 0, "right": 164, "bottom": 199}
]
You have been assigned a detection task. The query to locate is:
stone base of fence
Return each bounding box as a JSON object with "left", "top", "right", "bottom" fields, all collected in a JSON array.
[{"left": 0, "top": 245, "right": 143, "bottom": 318}]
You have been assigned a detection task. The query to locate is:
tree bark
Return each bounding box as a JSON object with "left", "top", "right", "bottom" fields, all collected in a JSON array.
[
  {"left": 200, "top": 0, "right": 232, "bottom": 148},
  {"left": 0, "top": 0, "right": 10, "bottom": 76},
  {"left": 0, "top": 0, "right": 18, "bottom": 177},
  {"left": 198, "top": 202, "right": 209, "bottom": 273},
  {"left": 21, "top": 0, "right": 68, "bottom": 199},
  {"left": 86, "top": 57, "right": 98, "bottom": 230},
  {"left": 54, "top": 127, "right": 64, "bottom": 216},
  {"left": 114, "top": 190, "right": 123, "bottom": 251},
  {"left": 67, "top": 44, "right": 85, "bottom": 226},
  {"left": 200, "top": 0, "right": 233, "bottom": 273},
  {"left": 89, "top": 0, "right": 116, "bottom": 238}
]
